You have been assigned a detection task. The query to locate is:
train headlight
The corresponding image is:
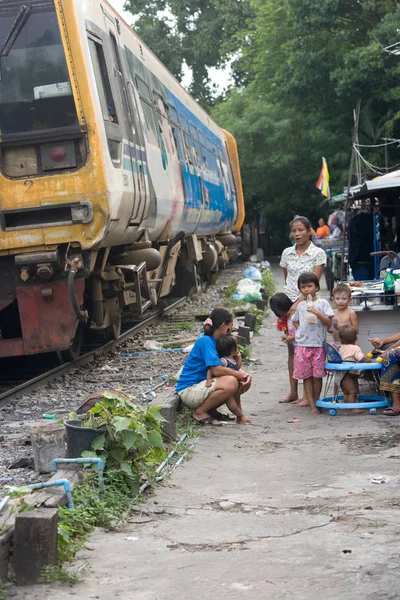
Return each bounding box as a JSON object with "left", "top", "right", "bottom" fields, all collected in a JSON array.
[{"left": 71, "top": 202, "right": 93, "bottom": 224}]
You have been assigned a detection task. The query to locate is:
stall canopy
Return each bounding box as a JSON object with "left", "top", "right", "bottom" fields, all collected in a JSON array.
[{"left": 348, "top": 170, "right": 400, "bottom": 199}]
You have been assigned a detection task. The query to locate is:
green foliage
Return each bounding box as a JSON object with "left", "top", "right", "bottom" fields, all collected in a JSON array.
[
  {"left": 212, "top": 0, "right": 400, "bottom": 252},
  {"left": 0, "top": 580, "right": 10, "bottom": 600},
  {"left": 248, "top": 307, "right": 265, "bottom": 336},
  {"left": 238, "top": 344, "right": 251, "bottom": 361},
  {"left": 79, "top": 392, "right": 166, "bottom": 486},
  {"left": 39, "top": 565, "right": 82, "bottom": 585},
  {"left": 124, "top": 0, "right": 252, "bottom": 105},
  {"left": 261, "top": 270, "right": 275, "bottom": 298},
  {"left": 57, "top": 469, "right": 143, "bottom": 564}
]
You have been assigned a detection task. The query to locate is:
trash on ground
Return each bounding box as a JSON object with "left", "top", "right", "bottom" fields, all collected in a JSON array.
[
  {"left": 371, "top": 476, "right": 389, "bottom": 484},
  {"left": 243, "top": 265, "right": 262, "bottom": 281},
  {"left": 287, "top": 419, "right": 301, "bottom": 424},
  {"left": 143, "top": 340, "right": 163, "bottom": 351},
  {"left": 124, "top": 536, "right": 139, "bottom": 541},
  {"left": 233, "top": 278, "right": 262, "bottom": 303}
]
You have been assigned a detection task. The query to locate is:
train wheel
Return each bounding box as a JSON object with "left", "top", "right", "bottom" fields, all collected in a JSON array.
[
  {"left": 104, "top": 298, "right": 122, "bottom": 341},
  {"left": 57, "top": 324, "right": 83, "bottom": 363}
]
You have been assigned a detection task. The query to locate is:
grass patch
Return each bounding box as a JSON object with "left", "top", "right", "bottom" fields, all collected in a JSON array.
[{"left": 176, "top": 405, "right": 200, "bottom": 438}]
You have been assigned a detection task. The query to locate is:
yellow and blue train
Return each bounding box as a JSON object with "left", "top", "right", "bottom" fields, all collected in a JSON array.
[{"left": 0, "top": 0, "right": 245, "bottom": 358}]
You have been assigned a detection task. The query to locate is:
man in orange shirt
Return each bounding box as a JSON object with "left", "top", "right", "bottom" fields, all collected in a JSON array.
[{"left": 316, "top": 218, "right": 330, "bottom": 238}]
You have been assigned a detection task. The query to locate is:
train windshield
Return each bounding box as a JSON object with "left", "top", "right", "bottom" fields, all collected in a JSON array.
[{"left": 0, "top": 1, "right": 79, "bottom": 137}]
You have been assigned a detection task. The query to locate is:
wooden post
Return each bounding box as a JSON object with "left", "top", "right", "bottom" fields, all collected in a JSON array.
[
  {"left": 244, "top": 313, "right": 257, "bottom": 331},
  {"left": 238, "top": 326, "right": 251, "bottom": 346},
  {"left": 13, "top": 508, "right": 58, "bottom": 585},
  {"left": 256, "top": 300, "right": 267, "bottom": 311},
  {"left": 0, "top": 530, "right": 12, "bottom": 579}
]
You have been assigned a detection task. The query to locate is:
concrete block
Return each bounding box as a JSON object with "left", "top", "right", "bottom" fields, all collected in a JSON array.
[
  {"left": 238, "top": 326, "right": 251, "bottom": 345},
  {"left": 244, "top": 313, "right": 257, "bottom": 331},
  {"left": 149, "top": 388, "right": 181, "bottom": 440}
]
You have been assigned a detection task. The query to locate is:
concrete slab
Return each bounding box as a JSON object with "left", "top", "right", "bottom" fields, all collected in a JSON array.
[{"left": 13, "top": 264, "right": 400, "bottom": 600}]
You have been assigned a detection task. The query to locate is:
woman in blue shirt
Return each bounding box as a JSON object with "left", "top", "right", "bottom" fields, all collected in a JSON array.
[{"left": 176, "top": 308, "right": 252, "bottom": 426}]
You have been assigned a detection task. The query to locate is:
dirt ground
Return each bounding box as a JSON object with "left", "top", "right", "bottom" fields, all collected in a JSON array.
[{"left": 13, "top": 265, "right": 400, "bottom": 600}]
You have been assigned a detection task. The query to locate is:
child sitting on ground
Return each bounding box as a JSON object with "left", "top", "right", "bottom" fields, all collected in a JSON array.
[
  {"left": 292, "top": 272, "right": 334, "bottom": 414},
  {"left": 338, "top": 324, "right": 372, "bottom": 414},
  {"left": 206, "top": 335, "right": 241, "bottom": 386},
  {"left": 330, "top": 283, "right": 358, "bottom": 345}
]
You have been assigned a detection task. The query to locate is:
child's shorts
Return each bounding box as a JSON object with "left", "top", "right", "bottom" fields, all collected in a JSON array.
[{"left": 293, "top": 346, "right": 325, "bottom": 380}]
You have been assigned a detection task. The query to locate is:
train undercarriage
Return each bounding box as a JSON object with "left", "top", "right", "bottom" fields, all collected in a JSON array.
[{"left": 0, "top": 233, "right": 238, "bottom": 360}]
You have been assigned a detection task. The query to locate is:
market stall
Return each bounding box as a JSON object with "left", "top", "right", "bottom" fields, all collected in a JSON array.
[{"left": 340, "top": 172, "right": 400, "bottom": 353}]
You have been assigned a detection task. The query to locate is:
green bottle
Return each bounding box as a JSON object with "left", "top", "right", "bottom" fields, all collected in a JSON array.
[{"left": 384, "top": 268, "right": 395, "bottom": 305}]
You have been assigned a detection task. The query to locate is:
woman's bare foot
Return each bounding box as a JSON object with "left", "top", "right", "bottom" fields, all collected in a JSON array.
[
  {"left": 310, "top": 408, "right": 321, "bottom": 415},
  {"left": 236, "top": 415, "right": 251, "bottom": 424},
  {"left": 293, "top": 399, "right": 310, "bottom": 407},
  {"left": 348, "top": 408, "right": 364, "bottom": 414},
  {"left": 279, "top": 394, "right": 298, "bottom": 404}
]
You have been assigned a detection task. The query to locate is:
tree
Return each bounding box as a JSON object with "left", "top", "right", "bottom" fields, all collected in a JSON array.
[
  {"left": 124, "top": 0, "right": 253, "bottom": 105},
  {"left": 213, "top": 0, "right": 400, "bottom": 251}
]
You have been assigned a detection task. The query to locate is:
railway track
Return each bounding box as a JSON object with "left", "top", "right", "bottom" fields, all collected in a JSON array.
[{"left": 0, "top": 297, "right": 187, "bottom": 409}]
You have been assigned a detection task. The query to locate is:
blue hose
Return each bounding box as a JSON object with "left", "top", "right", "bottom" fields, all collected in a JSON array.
[
  {"left": 51, "top": 458, "right": 104, "bottom": 492},
  {"left": 28, "top": 479, "right": 74, "bottom": 509}
]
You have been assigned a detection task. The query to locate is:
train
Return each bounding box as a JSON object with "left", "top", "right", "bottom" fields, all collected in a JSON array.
[{"left": 0, "top": 0, "right": 245, "bottom": 360}]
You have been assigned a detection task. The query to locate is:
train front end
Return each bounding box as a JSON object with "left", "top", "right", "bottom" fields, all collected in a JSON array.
[{"left": 0, "top": 0, "right": 107, "bottom": 357}]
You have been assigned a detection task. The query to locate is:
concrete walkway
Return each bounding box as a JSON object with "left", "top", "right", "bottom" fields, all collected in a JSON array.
[{"left": 16, "top": 268, "right": 400, "bottom": 600}]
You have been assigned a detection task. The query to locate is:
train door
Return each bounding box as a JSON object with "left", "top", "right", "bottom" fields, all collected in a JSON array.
[
  {"left": 102, "top": 8, "right": 149, "bottom": 225},
  {"left": 154, "top": 93, "right": 185, "bottom": 232}
]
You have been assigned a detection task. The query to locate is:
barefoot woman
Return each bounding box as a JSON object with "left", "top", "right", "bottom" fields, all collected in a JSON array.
[
  {"left": 176, "top": 308, "right": 252, "bottom": 425},
  {"left": 279, "top": 216, "right": 327, "bottom": 404}
]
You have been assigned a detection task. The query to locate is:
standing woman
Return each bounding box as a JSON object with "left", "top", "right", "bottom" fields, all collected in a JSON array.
[{"left": 279, "top": 216, "right": 327, "bottom": 404}]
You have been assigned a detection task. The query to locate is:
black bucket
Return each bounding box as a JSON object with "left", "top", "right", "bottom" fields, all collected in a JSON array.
[{"left": 65, "top": 421, "right": 105, "bottom": 458}]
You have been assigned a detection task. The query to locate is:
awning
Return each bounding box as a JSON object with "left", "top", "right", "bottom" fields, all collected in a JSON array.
[{"left": 350, "top": 177, "right": 400, "bottom": 198}]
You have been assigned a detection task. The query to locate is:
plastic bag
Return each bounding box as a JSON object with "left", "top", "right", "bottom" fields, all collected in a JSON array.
[
  {"left": 236, "top": 278, "right": 261, "bottom": 294},
  {"left": 243, "top": 265, "right": 262, "bottom": 281},
  {"left": 244, "top": 291, "right": 262, "bottom": 302}
]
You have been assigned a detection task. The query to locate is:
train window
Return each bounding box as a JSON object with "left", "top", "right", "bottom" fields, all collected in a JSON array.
[
  {"left": 109, "top": 33, "right": 132, "bottom": 125},
  {"left": 171, "top": 126, "right": 185, "bottom": 161},
  {"left": 136, "top": 77, "right": 152, "bottom": 101},
  {"left": 168, "top": 104, "right": 179, "bottom": 123},
  {"left": 189, "top": 123, "right": 198, "bottom": 140},
  {"left": 136, "top": 76, "right": 159, "bottom": 147},
  {"left": 166, "top": 104, "right": 185, "bottom": 161},
  {"left": 180, "top": 115, "right": 189, "bottom": 133},
  {"left": 88, "top": 38, "right": 118, "bottom": 124}
]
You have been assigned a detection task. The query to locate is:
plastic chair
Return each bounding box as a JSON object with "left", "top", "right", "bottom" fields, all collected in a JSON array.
[{"left": 317, "top": 343, "right": 389, "bottom": 415}]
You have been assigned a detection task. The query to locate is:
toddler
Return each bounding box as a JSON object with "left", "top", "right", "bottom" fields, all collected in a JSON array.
[
  {"left": 292, "top": 272, "right": 334, "bottom": 414},
  {"left": 331, "top": 283, "right": 358, "bottom": 344},
  {"left": 338, "top": 324, "right": 372, "bottom": 413},
  {"left": 206, "top": 335, "right": 241, "bottom": 387}
]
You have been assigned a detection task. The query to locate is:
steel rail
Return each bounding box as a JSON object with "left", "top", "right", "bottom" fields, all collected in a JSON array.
[{"left": 0, "top": 297, "right": 187, "bottom": 408}]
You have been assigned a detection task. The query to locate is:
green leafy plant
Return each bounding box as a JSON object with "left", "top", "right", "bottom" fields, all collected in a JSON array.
[
  {"left": 238, "top": 344, "right": 251, "bottom": 361},
  {"left": 39, "top": 565, "right": 82, "bottom": 584},
  {"left": 261, "top": 270, "right": 275, "bottom": 298},
  {"left": 0, "top": 579, "right": 10, "bottom": 600},
  {"left": 79, "top": 392, "right": 166, "bottom": 486}
]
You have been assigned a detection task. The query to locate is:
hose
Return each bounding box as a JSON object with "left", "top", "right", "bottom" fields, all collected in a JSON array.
[{"left": 68, "top": 268, "right": 87, "bottom": 322}]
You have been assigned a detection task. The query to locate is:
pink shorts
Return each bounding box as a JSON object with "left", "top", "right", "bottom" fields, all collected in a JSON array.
[{"left": 293, "top": 346, "right": 325, "bottom": 380}]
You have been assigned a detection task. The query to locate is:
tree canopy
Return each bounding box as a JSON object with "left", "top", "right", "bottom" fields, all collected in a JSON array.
[{"left": 125, "top": 0, "right": 400, "bottom": 251}]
